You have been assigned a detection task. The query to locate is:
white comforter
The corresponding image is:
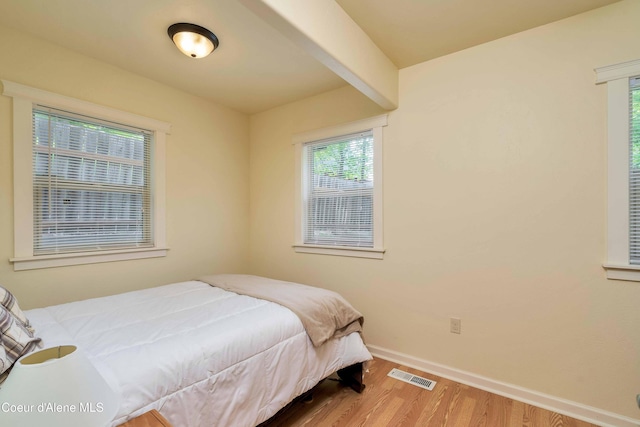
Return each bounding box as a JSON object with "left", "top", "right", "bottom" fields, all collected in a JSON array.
[{"left": 26, "top": 280, "right": 372, "bottom": 427}]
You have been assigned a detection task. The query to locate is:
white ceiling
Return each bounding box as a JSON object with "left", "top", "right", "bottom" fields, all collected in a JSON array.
[
  {"left": 0, "top": 0, "right": 621, "bottom": 114},
  {"left": 336, "top": 0, "right": 622, "bottom": 69}
]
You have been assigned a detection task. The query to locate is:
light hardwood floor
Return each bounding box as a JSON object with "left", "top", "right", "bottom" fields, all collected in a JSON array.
[{"left": 262, "top": 358, "right": 599, "bottom": 427}]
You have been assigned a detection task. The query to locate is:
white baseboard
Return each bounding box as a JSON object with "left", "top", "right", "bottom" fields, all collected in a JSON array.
[{"left": 367, "top": 344, "right": 640, "bottom": 427}]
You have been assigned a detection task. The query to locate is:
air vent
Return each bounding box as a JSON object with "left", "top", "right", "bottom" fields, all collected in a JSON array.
[{"left": 388, "top": 368, "right": 436, "bottom": 391}]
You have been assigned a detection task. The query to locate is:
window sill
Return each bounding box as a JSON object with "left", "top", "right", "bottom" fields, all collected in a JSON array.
[
  {"left": 603, "top": 264, "right": 640, "bottom": 281},
  {"left": 10, "top": 247, "right": 169, "bottom": 271},
  {"left": 293, "top": 244, "right": 385, "bottom": 259}
]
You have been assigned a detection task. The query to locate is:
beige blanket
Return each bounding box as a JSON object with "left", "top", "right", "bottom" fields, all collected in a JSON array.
[{"left": 198, "top": 274, "right": 363, "bottom": 347}]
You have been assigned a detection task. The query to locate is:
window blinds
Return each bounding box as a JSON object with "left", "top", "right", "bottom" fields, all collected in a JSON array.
[
  {"left": 32, "top": 106, "right": 152, "bottom": 255},
  {"left": 304, "top": 130, "right": 374, "bottom": 247},
  {"left": 630, "top": 77, "right": 640, "bottom": 263}
]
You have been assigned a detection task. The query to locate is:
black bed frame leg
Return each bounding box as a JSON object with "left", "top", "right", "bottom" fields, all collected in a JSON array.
[{"left": 337, "top": 362, "right": 365, "bottom": 393}]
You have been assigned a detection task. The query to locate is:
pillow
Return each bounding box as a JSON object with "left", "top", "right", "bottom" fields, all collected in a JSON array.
[
  {"left": 0, "top": 305, "right": 42, "bottom": 382},
  {"left": 0, "top": 285, "right": 33, "bottom": 333}
]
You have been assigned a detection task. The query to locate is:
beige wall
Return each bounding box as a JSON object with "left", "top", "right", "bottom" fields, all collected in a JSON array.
[
  {"left": 0, "top": 25, "right": 250, "bottom": 309},
  {"left": 249, "top": 0, "right": 640, "bottom": 419}
]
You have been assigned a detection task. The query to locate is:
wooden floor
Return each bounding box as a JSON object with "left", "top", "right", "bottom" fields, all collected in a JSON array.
[{"left": 262, "top": 358, "right": 599, "bottom": 427}]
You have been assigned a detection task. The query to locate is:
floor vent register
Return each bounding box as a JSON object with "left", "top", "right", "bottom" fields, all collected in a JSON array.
[{"left": 387, "top": 368, "right": 437, "bottom": 391}]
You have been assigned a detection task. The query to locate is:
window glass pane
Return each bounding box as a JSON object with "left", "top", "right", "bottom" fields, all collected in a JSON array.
[
  {"left": 629, "top": 77, "right": 640, "bottom": 263},
  {"left": 304, "top": 131, "right": 374, "bottom": 247},
  {"left": 32, "top": 107, "right": 152, "bottom": 255}
]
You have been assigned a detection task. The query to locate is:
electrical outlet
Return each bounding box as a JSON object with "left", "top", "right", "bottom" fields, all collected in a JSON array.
[{"left": 450, "top": 317, "right": 461, "bottom": 334}]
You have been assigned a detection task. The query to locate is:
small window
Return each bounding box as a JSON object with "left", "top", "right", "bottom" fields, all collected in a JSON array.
[
  {"left": 2, "top": 80, "right": 170, "bottom": 270},
  {"left": 303, "top": 131, "right": 374, "bottom": 247},
  {"left": 293, "top": 115, "right": 386, "bottom": 259}
]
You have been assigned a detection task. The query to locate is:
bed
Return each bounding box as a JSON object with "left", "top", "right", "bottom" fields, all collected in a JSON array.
[{"left": 16, "top": 274, "right": 372, "bottom": 426}]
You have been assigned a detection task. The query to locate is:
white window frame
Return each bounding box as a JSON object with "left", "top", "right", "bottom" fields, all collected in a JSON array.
[
  {"left": 292, "top": 114, "right": 387, "bottom": 259},
  {"left": 2, "top": 80, "right": 170, "bottom": 271},
  {"left": 595, "top": 59, "right": 640, "bottom": 281}
]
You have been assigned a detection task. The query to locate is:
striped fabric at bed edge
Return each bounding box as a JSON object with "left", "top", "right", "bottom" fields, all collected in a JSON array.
[{"left": 0, "top": 306, "right": 42, "bottom": 382}]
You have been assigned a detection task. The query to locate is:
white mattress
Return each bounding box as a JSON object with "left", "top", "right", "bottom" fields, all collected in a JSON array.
[{"left": 26, "top": 280, "right": 372, "bottom": 427}]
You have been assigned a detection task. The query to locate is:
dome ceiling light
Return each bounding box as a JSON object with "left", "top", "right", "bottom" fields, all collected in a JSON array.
[{"left": 168, "top": 23, "right": 219, "bottom": 59}]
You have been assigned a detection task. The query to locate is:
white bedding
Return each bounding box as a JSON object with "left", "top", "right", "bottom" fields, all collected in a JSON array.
[{"left": 25, "top": 280, "right": 372, "bottom": 427}]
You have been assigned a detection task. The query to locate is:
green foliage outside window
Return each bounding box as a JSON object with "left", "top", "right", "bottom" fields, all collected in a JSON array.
[{"left": 312, "top": 136, "right": 373, "bottom": 183}]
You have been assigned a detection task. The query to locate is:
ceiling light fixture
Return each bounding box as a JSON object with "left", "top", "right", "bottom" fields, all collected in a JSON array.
[{"left": 168, "top": 23, "right": 219, "bottom": 59}]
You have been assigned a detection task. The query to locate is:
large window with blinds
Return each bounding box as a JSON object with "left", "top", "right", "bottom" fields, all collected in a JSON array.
[
  {"left": 596, "top": 59, "right": 640, "bottom": 280},
  {"left": 3, "top": 80, "right": 169, "bottom": 271},
  {"left": 32, "top": 107, "right": 152, "bottom": 255},
  {"left": 293, "top": 115, "right": 386, "bottom": 259}
]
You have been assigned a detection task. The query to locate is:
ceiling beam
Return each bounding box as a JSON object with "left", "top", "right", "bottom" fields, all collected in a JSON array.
[{"left": 240, "top": 0, "right": 398, "bottom": 110}]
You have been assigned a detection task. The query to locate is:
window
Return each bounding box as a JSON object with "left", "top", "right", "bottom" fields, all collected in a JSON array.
[
  {"left": 293, "top": 115, "right": 386, "bottom": 259},
  {"left": 630, "top": 77, "right": 640, "bottom": 265},
  {"left": 2, "top": 80, "right": 170, "bottom": 270},
  {"left": 304, "top": 131, "right": 374, "bottom": 247},
  {"left": 33, "top": 107, "right": 152, "bottom": 255},
  {"left": 596, "top": 59, "right": 640, "bottom": 280}
]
